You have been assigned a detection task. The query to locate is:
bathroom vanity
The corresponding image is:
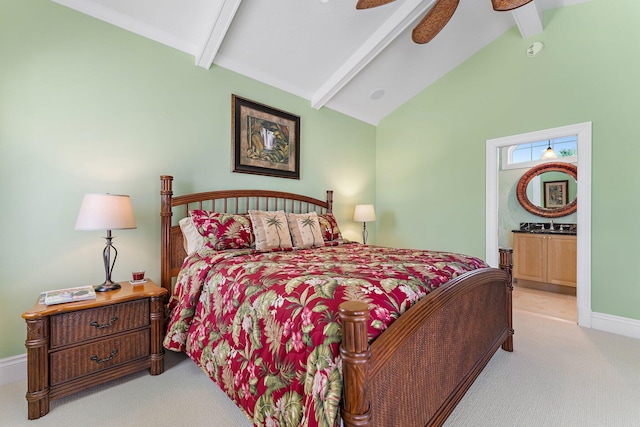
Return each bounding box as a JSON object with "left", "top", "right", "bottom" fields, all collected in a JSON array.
[{"left": 512, "top": 225, "right": 576, "bottom": 290}]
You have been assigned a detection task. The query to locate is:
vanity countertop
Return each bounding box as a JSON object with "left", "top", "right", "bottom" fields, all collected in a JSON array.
[
  {"left": 512, "top": 229, "right": 576, "bottom": 236},
  {"left": 513, "top": 222, "right": 576, "bottom": 236}
]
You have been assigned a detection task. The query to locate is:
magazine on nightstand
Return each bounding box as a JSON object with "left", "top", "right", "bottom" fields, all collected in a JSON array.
[{"left": 41, "top": 285, "right": 97, "bottom": 305}]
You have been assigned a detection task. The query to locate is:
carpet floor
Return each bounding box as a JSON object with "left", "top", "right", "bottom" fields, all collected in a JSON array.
[{"left": 2, "top": 309, "right": 639, "bottom": 426}]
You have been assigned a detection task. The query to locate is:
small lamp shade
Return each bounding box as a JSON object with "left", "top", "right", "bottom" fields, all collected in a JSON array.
[
  {"left": 353, "top": 204, "right": 376, "bottom": 244},
  {"left": 75, "top": 193, "right": 136, "bottom": 292},
  {"left": 75, "top": 193, "right": 137, "bottom": 231},
  {"left": 353, "top": 204, "right": 376, "bottom": 223}
]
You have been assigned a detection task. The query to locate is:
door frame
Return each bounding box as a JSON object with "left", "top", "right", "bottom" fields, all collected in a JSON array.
[{"left": 485, "top": 122, "right": 592, "bottom": 327}]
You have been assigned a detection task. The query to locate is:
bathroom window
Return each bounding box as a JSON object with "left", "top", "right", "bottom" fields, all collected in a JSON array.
[{"left": 502, "top": 135, "right": 577, "bottom": 170}]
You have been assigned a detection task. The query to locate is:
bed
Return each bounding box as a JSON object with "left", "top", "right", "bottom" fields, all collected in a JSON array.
[{"left": 160, "top": 175, "right": 514, "bottom": 427}]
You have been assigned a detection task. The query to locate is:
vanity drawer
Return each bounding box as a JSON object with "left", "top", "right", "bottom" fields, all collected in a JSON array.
[
  {"left": 50, "top": 329, "right": 150, "bottom": 386},
  {"left": 50, "top": 299, "right": 149, "bottom": 348}
]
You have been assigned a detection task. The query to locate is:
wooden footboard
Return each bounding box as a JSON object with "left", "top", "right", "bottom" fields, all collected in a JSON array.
[{"left": 340, "top": 254, "right": 513, "bottom": 427}]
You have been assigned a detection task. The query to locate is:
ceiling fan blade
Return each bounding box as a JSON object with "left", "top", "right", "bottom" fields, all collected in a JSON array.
[
  {"left": 356, "top": 0, "right": 396, "bottom": 10},
  {"left": 411, "top": 0, "right": 459, "bottom": 44},
  {"left": 491, "top": 0, "right": 533, "bottom": 11}
]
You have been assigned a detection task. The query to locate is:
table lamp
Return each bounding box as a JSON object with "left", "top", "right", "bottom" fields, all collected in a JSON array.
[
  {"left": 353, "top": 204, "right": 376, "bottom": 244},
  {"left": 75, "top": 193, "right": 137, "bottom": 292}
]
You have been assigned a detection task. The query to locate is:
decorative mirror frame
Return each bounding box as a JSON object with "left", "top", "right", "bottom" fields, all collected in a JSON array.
[{"left": 516, "top": 162, "right": 577, "bottom": 218}]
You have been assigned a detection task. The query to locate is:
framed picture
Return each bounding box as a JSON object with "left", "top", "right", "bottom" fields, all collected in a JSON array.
[
  {"left": 231, "top": 95, "right": 300, "bottom": 179},
  {"left": 544, "top": 180, "right": 568, "bottom": 208}
]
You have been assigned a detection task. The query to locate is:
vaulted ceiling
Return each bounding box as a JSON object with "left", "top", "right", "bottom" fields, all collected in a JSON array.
[{"left": 51, "top": 0, "right": 592, "bottom": 125}]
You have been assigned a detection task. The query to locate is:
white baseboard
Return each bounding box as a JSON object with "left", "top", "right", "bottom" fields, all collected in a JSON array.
[
  {"left": 591, "top": 311, "right": 640, "bottom": 340},
  {"left": 0, "top": 354, "right": 26, "bottom": 387}
]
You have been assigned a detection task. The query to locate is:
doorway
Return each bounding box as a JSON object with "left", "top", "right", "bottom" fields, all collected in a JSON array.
[{"left": 485, "top": 122, "right": 592, "bottom": 327}]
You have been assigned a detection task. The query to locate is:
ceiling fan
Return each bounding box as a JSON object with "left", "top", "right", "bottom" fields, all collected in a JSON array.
[{"left": 356, "top": 0, "right": 533, "bottom": 44}]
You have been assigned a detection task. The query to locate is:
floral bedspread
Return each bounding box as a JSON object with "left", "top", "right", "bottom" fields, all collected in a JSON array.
[{"left": 163, "top": 242, "right": 488, "bottom": 427}]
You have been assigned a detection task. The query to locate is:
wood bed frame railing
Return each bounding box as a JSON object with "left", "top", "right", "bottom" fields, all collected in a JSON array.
[
  {"left": 161, "top": 175, "right": 333, "bottom": 296},
  {"left": 160, "top": 175, "right": 514, "bottom": 427}
]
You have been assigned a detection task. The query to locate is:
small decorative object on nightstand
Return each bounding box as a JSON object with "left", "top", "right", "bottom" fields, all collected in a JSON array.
[
  {"left": 22, "top": 280, "right": 167, "bottom": 420},
  {"left": 353, "top": 204, "right": 376, "bottom": 244}
]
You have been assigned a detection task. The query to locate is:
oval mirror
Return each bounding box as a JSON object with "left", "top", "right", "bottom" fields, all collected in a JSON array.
[{"left": 516, "top": 162, "right": 577, "bottom": 218}]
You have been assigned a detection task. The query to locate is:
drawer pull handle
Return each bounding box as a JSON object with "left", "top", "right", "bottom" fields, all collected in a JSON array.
[
  {"left": 90, "top": 349, "right": 118, "bottom": 364},
  {"left": 90, "top": 316, "right": 118, "bottom": 329}
]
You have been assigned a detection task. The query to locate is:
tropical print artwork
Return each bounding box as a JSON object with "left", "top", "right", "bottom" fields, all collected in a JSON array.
[
  {"left": 248, "top": 117, "right": 290, "bottom": 164},
  {"left": 164, "top": 242, "right": 488, "bottom": 427}
]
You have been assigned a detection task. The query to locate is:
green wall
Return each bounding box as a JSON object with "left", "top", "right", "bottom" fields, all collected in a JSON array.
[
  {"left": 0, "top": 1, "right": 375, "bottom": 358},
  {"left": 376, "top": 0, "right": 640, "bottom": 321}
]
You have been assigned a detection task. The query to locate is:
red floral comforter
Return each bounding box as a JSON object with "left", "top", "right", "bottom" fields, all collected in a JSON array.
[{"left": 164, "top": 242, "right": 488, "bottom": 427}]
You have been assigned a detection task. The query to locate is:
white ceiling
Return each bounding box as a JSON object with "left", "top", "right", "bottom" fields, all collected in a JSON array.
[{"left": 51, "top": 0, "right": 592, "bottom": 125}]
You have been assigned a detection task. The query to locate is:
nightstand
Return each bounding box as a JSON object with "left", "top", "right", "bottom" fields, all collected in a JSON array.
[{"left": 22, "top": 280, "right": 167, "bottom": 419}]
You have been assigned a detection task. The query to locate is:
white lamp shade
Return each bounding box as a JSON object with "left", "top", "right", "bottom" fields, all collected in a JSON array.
[
  {"left": 353, "top": 204, "right": 376, "bottom": 222},
  {"left": 75, "top": 193, "right": 137, "bottom": 230}
]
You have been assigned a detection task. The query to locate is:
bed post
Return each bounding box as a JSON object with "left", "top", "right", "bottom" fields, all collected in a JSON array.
[
  {"left": 326, "top": 190, "right": 333, "bottom": 213},
  {"left": 160, "top": 175, "right": 173, "bottom": 301},
  {"left": 339, "top": 301, "right": 371, "bottom": 427},
  {"left": 499, "top": 248, "right": 514, "bottom": 352}
]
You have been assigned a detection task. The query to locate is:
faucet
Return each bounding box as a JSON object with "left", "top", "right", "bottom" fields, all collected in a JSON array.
[{"left": 549, "top": 220, "right": 554, "bottom": 230}]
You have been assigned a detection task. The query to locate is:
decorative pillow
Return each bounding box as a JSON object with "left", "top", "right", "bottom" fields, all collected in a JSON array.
[
  {"left": 248, "top": 210, "right": 293, "bottom": 251},
  {"left": 318, "top": 213, "right": 342, "bottom": 242},
  {"left": 190, "top": 210, "right": 254, "bottom": 251},
  {"left": 179, "top": 217, "right": 205, "bottom": 256},
  {"left": 286, "top": 212, "right": 325, "bottom": 248}
]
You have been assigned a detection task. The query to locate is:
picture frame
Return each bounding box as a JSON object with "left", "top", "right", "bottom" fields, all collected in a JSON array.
[
  {"left": 544, "top": 180, "right": 568, "bottom": 208},
  {"left": 231, "top": 95, "right": 300, "bottom": 179}
]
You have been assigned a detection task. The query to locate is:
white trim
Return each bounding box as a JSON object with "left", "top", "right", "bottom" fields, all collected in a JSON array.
[
  {"left": 591, "top": 312, "right": 640, "bottom": 340},
  {"left": 195, "top": 0, "right": 242, "bottom": 69},
  {"left": 486, "top": 121, "right": 592, "bottom": 328},
  {"left": 511, "top": 1, "right": 543, "bottom": 38},
  {"left": 0, "top": 354, "right": 26, "bottom": 387},
  {"left": 51, "top": 0, "right": 199, "bottom": 55}
]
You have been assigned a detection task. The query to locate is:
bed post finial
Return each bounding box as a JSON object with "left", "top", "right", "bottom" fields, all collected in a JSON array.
[
  {"left": 339, "top": 300, "right": 372, "bottom": 427},
  {"left": 499, "top": 248, "right": 514, "bottom": 352},
  {"left": 326, "top": 190, "right": 333, "bottom": 213},
  {"left": 160, "top": 176, "right": 174, "bottom": 301}
]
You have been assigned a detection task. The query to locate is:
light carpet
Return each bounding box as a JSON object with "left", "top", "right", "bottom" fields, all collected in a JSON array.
[{"left": 1, "top": 309, "right": 639, "bottom": 426}]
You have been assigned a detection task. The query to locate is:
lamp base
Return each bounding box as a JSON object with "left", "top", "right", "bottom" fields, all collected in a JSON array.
[{"left": 94, "top": 281, "right": 121, "bottom": 292}]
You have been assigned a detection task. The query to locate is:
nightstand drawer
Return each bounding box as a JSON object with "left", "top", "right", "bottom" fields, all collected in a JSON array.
[
  {"left": 50, "top": 329, "right": 150, "bottom": 385},
  {"left": 50, "top": 299, "right": 149, "bottom": 348}
]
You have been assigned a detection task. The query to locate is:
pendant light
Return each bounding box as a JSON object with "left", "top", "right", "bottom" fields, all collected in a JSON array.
[{"left": 541, "top": 141, "right": 557, "bottom": 159}]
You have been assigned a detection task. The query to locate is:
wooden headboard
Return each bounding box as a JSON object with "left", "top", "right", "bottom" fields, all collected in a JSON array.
[{"left": 160, "top": 175, "right": 333, "bottom": 297}]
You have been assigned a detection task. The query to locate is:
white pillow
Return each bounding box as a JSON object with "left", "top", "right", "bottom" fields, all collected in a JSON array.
[{"left": 179, "top": 216, "right": 205, "bottom": 256}]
